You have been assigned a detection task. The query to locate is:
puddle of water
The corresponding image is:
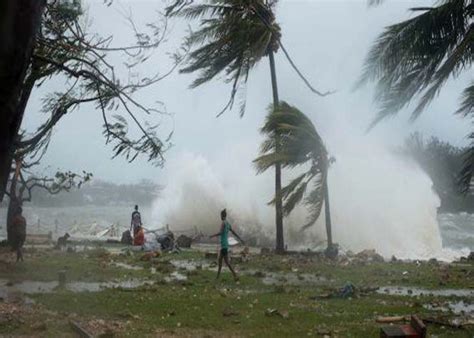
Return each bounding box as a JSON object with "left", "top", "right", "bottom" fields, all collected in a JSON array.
[
  {"left": 164, "top": 271, "right": 188, "bottom": 283},
  {"left": 377, "top": 286, "right": 474, "bottom": 298},
  {"left": 112, "top": 262, "right": 143, "bottom": 271},
  {"left": 260, "top": 272, "right": 327, "bottom": 286},
  {"left": 424, "top": 300, "right": 474, "bottom": 316},
  {"left": 0, "top": 279, "right": 152, "bottom": 294},
  {"left": 169, "top": 259, "right": 210, "bottom": 271}
]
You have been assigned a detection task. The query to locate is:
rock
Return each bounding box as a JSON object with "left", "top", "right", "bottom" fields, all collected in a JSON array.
[
  {"left": 355, "top": 249, "right": 384, "bottom": 263},
  {"left": 222, "top": 308, "right": 239, "bottom": 317},
  {"left": 176, "top": 235, "right": 193, "bottom": 248}
]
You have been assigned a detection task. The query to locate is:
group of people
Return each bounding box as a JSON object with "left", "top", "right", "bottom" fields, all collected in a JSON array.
[
  {"left": 9, "top": 203, "right": 245, "bottom": 281},
  {"left": 130, "top": 206, "right": 245, "bottom": 280}
]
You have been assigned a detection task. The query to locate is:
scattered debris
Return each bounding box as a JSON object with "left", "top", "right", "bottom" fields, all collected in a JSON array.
[
  {"left": 310, "top": 282, "right": 358, "bottom": 300},
  {"left": 120, "top": 230, "right": 133, "bottom": 245},
  {"left": 140, "top": 251, "right": 160, "bottom": 261},
  {"left": 376, "top": 315, "right": 409, "bottom": 323},
  {"left": 354, "top": 249, "right": 384, "bottom": 263},
  {"left": 176, "top": 235, "right": 193, "bottom": 248},
  {"left": 380, "top": 315, "right": 426, "bottom": 338},
  {"left": 222, "top": 308, "right": 239, "bottom": 317},
  {"left": 70, "top": 320, "right": 93, "bottom": 338},
  {"left": 265, "top": 308, "right": 289, "bottom": 319},
  {"left": 241, "top": 247, "right": 250, "bottom": 261}
]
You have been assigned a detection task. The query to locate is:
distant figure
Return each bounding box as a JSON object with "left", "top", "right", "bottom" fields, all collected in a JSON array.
[
  {"left": 210, "top": 209, "right": 244, "bottom": 281},
  {"left": 56, "top": 233, "right": 70, "bottom": 249},
  {"left": 11, "top": 206, "right": 27, "bottom": 262},
  {"left": 130, "top": 205, "right": 142, "bottom": 237},
  {"left": 133, "top": 225, "right": 145, "bottom": 246}
]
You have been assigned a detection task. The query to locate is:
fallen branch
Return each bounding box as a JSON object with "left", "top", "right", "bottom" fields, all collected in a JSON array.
[{"left": 69, "top": 320, "right": 93, "bottom": 338}]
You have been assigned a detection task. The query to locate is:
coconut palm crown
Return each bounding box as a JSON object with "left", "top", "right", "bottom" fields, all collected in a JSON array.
[
  {"left": 254, "top": 102, "right": 329, "bottom": 229},
  {"left": 359, "top": 0, "right": 474, "bottom": 192},
  {"left": 171, "top": 0, "right": 281, "bottom": 116}
]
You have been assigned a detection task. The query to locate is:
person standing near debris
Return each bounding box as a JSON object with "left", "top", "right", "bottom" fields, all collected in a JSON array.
[
  {"left": 210, "top": 209, "right": 244, "bottom": 281},
  {"left": 11, "top": 206, "right": 26, "bottom": 262},
  {"left": 133, "top": 225, "right": 145, "bottom": 246},
  {"left": 130, "top": 205, "right": 142, "bottom": 237}
]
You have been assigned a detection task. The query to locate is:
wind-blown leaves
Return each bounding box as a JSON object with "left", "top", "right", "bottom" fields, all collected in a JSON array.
[
  {"left": 171, "top": 0, "right": 281, "bottom": 116},
  {"left": 254, "top": 102, "right": 329, "bottom": 228},
  {"left": 360, "top": 0, "right": 474, "bottom": 193}
]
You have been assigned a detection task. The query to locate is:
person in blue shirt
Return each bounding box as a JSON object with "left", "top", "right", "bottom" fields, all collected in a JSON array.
[{"left": 210, "top": 209, "right": 244, "bottom": 281}]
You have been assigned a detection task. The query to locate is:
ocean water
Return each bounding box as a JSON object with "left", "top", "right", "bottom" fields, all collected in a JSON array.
[
  {"left": 0, "top": 206, "right": 472, "bottom": 259},
  {"left": 437, "top": 213, "right": 474, "bottom": 251}
]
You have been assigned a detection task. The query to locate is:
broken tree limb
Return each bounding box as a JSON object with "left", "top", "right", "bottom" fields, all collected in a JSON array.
[{"left": 69, "top": 320, "right": 93, "bottom": 338}]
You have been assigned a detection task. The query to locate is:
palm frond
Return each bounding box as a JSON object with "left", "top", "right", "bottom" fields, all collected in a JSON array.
[
  {"left": 301, "top": 176, "right": 325, "bottom": 230},
  {"left": 255, "top": 100, "right": 329, "bottom": 228},
  {"left": 456, "top": 82, "right": 474, "bottom": 117},
  {"left": 177, "top": 0, "right": 280, "bottom": 116},
  {"left": 459, "top": 131, "right": 474, "bottom": 194},
  {"left": 253, "top": 151, "right": 292, "bottom": 174},
  {"left": 359, "top": 0, "right": 470, "bottom": 124}
]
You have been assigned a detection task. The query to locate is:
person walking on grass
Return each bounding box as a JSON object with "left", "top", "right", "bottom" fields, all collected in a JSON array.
[{"left": 210, "top": 209, "right": 244, "bottom": 281}]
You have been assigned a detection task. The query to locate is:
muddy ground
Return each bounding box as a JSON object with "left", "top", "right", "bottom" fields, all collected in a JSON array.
[{"left": 0, "top": 244, "right": 472, "bottom": 337}]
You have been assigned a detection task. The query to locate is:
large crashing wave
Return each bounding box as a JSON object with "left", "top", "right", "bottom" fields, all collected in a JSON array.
[{"left": 151, "top": 144, "right": 466, "bottom": 261}]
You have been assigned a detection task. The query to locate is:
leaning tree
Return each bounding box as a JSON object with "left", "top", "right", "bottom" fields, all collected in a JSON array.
[
  {"left": 254, "top": 102, "right": 335, "bottom": 250},
  {"left": 166, "top": 0, "right": 331, "bottom": 253},
  {"left": 2, "top": 0, "right": 185, "bottom": 245},
  {"left": 1, "top": 0, "right": 185, "bottom": 202},
  {"left": 0, "top": 0, "right": 47, "bottom": 201},
  {"left": 359, "top": 0, "right": 474, "bottom": 193}
]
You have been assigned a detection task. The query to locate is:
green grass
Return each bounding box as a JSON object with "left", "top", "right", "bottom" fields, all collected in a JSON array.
[{"left": 1, "top": 248, "right": 473, "bottom": 337}]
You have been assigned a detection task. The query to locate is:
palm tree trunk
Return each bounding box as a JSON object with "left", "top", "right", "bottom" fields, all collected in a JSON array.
[
  {"left": 323, "top": 174, "right": 333, "bottom": 248},
  {"left": 268, "top": 50, "right": 285, "bottom": 254}
]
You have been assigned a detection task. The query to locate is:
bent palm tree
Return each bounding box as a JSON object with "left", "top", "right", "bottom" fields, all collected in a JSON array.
[
  {"left": 359, "top": 0, "right": 474, "bottom": 193},
  {"left": 170, "top": 0, "right": 284, "bottom": 251},
  {"left": 168, "top": 0, "right": 330, "bottom": 253},
  {"left": 254, "top": 102, "right": 333, "bottom": 247}
]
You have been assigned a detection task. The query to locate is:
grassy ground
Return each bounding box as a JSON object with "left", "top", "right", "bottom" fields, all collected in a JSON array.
[{"left": 0, "top": 245, "right": 472, "bottom": 337}]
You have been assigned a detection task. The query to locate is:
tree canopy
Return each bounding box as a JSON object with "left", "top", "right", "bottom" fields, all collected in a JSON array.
[
  {"left": 359, "top": 0, "right": 474, "bottom": 193},
  {"left": 254, "top": 102, "right": 329, "bottom": 229}
]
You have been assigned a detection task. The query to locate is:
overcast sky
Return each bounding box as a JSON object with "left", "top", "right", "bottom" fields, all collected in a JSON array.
[{"left": 22, "top": 0, "right": 472, "bottom": 184}]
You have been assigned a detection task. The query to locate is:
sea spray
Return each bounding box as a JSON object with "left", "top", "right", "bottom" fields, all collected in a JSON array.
[{"left": 151, "top": 144, "right": 461, "bottom": 260}]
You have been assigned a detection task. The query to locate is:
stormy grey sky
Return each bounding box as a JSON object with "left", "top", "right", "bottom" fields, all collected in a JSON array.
[{"left": 22, "top": 0, "right": 471, "bottom": 184}]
